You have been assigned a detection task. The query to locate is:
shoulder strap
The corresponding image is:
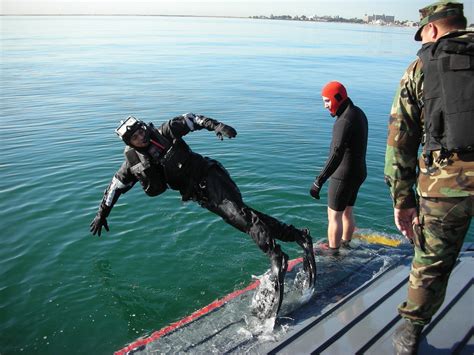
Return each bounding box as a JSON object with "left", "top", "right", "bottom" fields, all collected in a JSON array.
[{"left": 125, "top": 147, "right": 141, "bottom": 166}]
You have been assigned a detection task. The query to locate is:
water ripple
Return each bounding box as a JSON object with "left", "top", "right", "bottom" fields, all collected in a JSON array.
[{"left": 1, "top": 16, "right": 471, "bottom": 355}]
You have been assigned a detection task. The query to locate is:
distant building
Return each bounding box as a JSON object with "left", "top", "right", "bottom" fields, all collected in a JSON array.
[{"left": 364, "top": 14, "right": 395, "bottom": 24}]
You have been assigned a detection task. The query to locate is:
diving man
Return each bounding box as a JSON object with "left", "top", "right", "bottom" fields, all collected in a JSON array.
[{"left": 90, "top": 113, "right": 316, "bottom": 318}]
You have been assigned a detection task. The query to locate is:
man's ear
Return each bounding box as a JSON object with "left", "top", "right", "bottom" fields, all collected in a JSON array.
[{"left": 427, "top": 22, "right": 439, "bottom": 41}]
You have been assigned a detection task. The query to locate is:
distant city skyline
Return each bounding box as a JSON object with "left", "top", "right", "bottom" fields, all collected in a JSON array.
[{"left": 1, "top": 0, "right": 473, "bottom": 23}]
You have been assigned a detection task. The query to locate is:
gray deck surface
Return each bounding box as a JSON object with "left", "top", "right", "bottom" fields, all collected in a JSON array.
[
  {"left": 258, "top": 243, "right": 474, "bottom": 355},
  {"left": 118, "top": 242, "right": 473, "bottom": 354}
]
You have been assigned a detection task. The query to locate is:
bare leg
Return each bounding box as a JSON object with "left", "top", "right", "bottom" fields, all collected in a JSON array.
[
  {"left": 327, "top": 207, "right": 344, "bottom": 249},
  {"left": 342, "top": 206, "right": 355, "bottom": 243}
]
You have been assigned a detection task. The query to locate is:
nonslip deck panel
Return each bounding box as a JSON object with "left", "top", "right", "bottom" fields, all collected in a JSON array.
[
  {"left": 265, "top": 261, "right": 411, "bottom": 354},
  {"left": 266, "top": 249, "right": 473, "bottom": 355},
  {"left": 116, "top": 243, "right": 473, "bottom": 354},
  {"left": 366, "top": 254, "right": 473, "bottom": 355}
]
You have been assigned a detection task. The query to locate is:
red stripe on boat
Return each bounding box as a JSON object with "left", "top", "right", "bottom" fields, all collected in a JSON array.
[{"left": 115, "top": 256, "right": 304, "bottom": 354}]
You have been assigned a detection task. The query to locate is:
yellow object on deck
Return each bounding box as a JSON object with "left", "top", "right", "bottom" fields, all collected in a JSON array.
[{"left": 354, "top": 233, "right": 402, "bottom": 247}]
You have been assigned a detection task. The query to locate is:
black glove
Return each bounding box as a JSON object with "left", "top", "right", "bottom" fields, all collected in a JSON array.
[
  {"left": 310, "top": 182, "right": 321, "bottom": 200},
  {"left": 90, "top": 203, "right": 111, "bottom": 236},
  {"left": 90, "top": 215, "right": 109, "bottom": 236},
  {"left": 215, "top": 123, "right": 237, "bottom": 140}
]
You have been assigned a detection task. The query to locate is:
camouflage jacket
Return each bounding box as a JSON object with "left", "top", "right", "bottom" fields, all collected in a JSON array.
[{"left": 384, "top": 31, "right": 474, "bottom": 209}]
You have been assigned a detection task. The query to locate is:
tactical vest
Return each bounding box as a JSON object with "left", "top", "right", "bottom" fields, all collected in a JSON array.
[
  {"left": 124, "top": 125, "right": 172, "bottom": 196},
  {"left": 418, "top": 32, "right": 474, "bottom": 164},
  {"left": 125, "top": 147, "right": 168, "bottom": 196},
  {"left": 124, "top": 125, "right": 196, "bottom": 194}
]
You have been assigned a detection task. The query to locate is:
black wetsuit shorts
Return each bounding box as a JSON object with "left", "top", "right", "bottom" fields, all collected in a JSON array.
[{"left": 328, "top": 177, "right": 364, "bottom": 211}]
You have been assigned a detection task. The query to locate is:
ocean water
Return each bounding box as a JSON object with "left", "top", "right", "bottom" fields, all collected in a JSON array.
[{"left": 1, "top": 16, "right": 472, "bottom": 354}]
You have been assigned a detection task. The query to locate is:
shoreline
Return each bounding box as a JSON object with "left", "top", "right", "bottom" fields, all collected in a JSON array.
[{"left": 0, "top": 14, "right": 417, "bottom": 28}]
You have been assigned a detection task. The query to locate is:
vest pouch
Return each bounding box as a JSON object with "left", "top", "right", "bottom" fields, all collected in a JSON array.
[
  {"left": 423, "top": 97, "right": 444, "bottom": 151},
  {"left": 160, "top": 140, "right": 191, "bottom": 181},
  {"left": 445, "top": 111, "right": 474, "bottom": 151},
  {"left": 129, "top": 160, "right": 149, "bottom": 176},
  {"left": 128, "top": 152, "right": 167, "bottom": 197},
  {"left": 141, "top": 165, "right": 167, "bottom": 196},
  {"left": 440, "top": 54, "right": 474, "bottom": 114},
  {"left": 450, "top": 53, "right": 470, "bottom": 70}
]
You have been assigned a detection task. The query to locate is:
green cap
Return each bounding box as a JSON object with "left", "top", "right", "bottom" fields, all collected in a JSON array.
[{"left": 414, "top": 1, "right": 464, "bottom": 41}]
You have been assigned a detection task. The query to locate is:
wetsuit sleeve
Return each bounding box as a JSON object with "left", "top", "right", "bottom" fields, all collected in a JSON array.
[
  {"left": 97, "top": 162, "right": 136, "bottom": 217},
  {"left": 316, "top": 118, "right": 352, "bottom": 186},
  {"left": 157, "top": 114, "right": 193, "bottom": 140},
  {"left": 158, "top": 113, "right": 236, "bottom": 140},
  {"left": 189, "top": 113, "right": 223, "bottom": 131},
  {"left": 384, "top": 59, "right": 423, "bottom": 209}
]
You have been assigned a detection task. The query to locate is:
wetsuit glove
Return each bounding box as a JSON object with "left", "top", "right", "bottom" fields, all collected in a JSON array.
[
  {"left": 310, "top": 182, "right": 321, "bottom": 200},
  {"left": 90, "top": 203, "right": 111, "bottom": 236},
  {"left": 215, "top": 123, "right": 237, "bottom": 140}
]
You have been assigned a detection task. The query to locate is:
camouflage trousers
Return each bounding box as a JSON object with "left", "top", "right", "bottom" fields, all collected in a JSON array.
[{"left": 398, "top": 195, "right": 473, "bottom": 325}]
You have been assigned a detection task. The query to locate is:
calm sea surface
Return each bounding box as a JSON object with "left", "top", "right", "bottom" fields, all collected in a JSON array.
[{"left": 1, "top": 16, "right": 472, "bottom": 354}]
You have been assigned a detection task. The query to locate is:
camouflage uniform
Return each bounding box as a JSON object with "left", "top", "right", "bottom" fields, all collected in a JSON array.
[{"left": 384, "top": 20, "right": 474, "bottom": 325}]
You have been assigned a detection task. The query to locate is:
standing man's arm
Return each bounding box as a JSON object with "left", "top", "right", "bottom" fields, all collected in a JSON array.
[
  {"left": 90, "top": 162, "right": 136, "bottom": 236},
  {"left": 384, "top": 59, "right": 423, "bottom": 240},
  {"left": 310, "top": 118, "right": 351, "bottom": 199}
]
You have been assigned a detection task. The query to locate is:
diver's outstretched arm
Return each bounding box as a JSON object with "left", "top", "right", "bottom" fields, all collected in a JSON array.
[
  {"left": 90, "top": 170, "right": 135, "bottom": 236},
  {"left": 160, "top": 113, "right": 237, "bottom": 141}
]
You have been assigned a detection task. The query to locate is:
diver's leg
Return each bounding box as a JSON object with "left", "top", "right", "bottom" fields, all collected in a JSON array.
[
  {"left": 246, "top": 209, "right": 316, "bottom": 288},
  {"left": 201, "top": 164, "right": 315, "bottom": 285},
  {"left": 327, "top": 178, "right": 353, "bottom": 251},
  {"left": 210, "top": 200, "right": 290, "bottom": 318},
  {"left": 341, "top": 180, "right": 362, "bottom": 247},
  {"left": 327, "top": 207, "right": 344, "bottom": 249},
  {"left": 342, "top": 206, "right": 355, "bottom": 246},
  {"left": 198, "top": 166, "right": 290, "bottom": 316},
  {"left": 224, "top": 193, "right": 316, "bottom": 289}
]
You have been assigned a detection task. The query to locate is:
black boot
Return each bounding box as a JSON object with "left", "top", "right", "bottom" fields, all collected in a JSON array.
[
  {"left": 269, "top": 245, "right": 288, "bottom": 316},
  {"left": 270, "top": 245, "right": 288, "bottom": 286},
  {"left": 296, "top": 228, "right": 317, "bottom": 288},
  {"left": 341, "top": 239, "right": 351, "bottom": 249},
  {"left": 392, "top": 320, "right": 423, "bottom": 355},
  {"left": 251, "top": 245, "right": 288, "bottom": 319},
  {"left": 325, "top": 246, "right": 340, "bottom": 256}
]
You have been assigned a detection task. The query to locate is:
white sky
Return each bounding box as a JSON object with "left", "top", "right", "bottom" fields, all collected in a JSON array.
[{"left": 1, "top": 0, "right": 473, "bottom": 23}]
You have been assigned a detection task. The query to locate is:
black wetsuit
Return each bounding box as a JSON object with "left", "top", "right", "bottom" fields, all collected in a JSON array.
[
  {"left": 100, "top": 114, "right": 306, "bottom": 258},
  {"left": 316, "top": 98, "right": 368, "bottom": 211}
]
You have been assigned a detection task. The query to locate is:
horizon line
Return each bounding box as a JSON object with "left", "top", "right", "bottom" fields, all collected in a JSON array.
[
  {"left": 0, "top": 13, "right": 416, "bottom": 23},
  {"left": 1, "top": 14, "right": 246, "bottom": 17}
]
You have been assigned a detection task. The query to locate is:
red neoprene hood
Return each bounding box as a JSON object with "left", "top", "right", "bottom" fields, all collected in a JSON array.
[{"left": 321, "top": 81, "right": 348, "bottom": 116}]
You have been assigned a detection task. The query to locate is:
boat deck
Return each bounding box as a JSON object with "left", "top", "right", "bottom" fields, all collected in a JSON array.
[
  {"left": 257, "top": 243, "right": 474, "bottom": 354},
  {"left": 116, "top": 241, "right": 473, "bottom": 354}
]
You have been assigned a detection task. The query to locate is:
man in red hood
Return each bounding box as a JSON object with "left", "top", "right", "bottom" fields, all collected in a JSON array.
[{"left": 310, "top": 81, "right": 369, "bottom": 255}]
